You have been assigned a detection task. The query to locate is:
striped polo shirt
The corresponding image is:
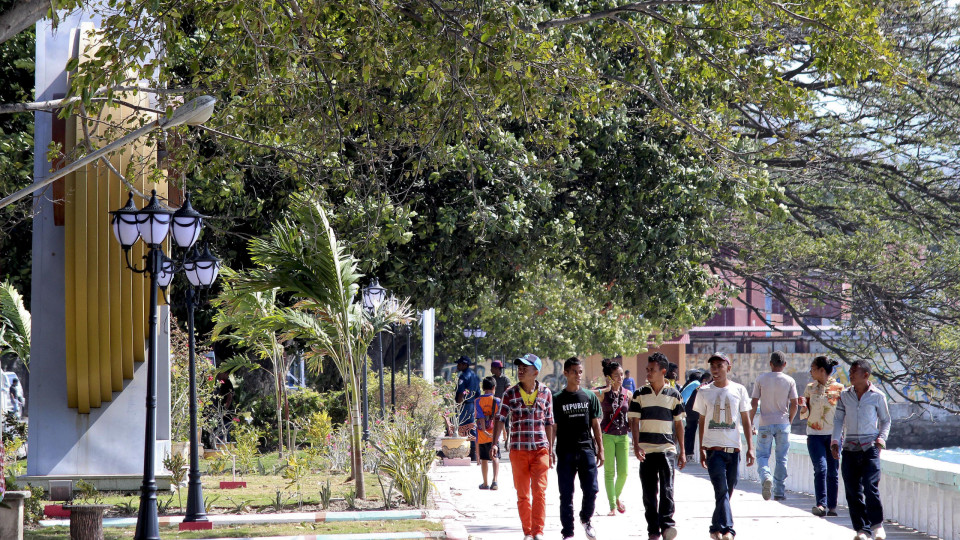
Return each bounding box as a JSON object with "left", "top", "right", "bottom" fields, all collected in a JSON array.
[{"left": 627, "top": 383, "right": 685, "bottom": 454}]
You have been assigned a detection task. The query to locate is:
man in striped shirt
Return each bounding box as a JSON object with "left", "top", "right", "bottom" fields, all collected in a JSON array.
[{"left": 628, "top": 352, "right": 686, "bottom": 540}]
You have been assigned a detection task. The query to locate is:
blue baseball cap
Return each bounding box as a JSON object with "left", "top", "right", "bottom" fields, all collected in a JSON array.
[{"left": 513, "top": 353, "right": 542, "bottom": 371}]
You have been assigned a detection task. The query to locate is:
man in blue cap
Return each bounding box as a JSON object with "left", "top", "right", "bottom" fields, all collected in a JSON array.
[
  {"left": 492, "top": 353, "right": 555, "bottom": 540},
  {"left": 456, "top": 355, "right": 481, "bottom": 461}
]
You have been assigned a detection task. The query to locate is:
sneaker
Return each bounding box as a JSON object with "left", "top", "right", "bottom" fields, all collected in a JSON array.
[
  {"left": 710, "top": 533, "right": 723, "bottom": 540},
  {"left": 761, "top": 478, "right": 773, "bottom": 500},
  {"left": 662, "top": 526, "right": 677, "bottom": 540},
  {"left": 490, "top": 481, "right": 498, "bottom": 490},
  {"left": 479, "top": 483, "right": 489, "bottom": 490},
  {"left": 773, "top": 495, "right": 786, "bottom": 501},
  {"left": 582, "top": 521, "right": 597, "bottom": 540},
  {"left": 648, "top": 535, "right": 661, "bottom": 540},
  {"left": 533, "top": 535, "right": 545, "bottom": 540},
  {"left": 854, "top": 531, "right": 870, "bottom": 540},
  {"left": 872, "top": 524, "right": 886, "bottom": 539},
  {"left": 523, "top": 536, "right": 534, "bottom": 540},
  {"left": 811, "top": 506, "right": 826, "bottom": 517},
  {"left": 721, "top": 533, "right": 735, "bottom": 540},
  {"left": 827, "top": 509, "right": 839, "bottom": 517}
]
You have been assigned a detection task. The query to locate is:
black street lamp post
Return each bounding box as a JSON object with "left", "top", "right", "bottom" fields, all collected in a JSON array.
[
  {"left": 361, "top": 279, "right": 386, "bottom": 437},
  {"left": 110, "top": 191, "right": 220, "bottom": 539},
  {"left": 405, "top": 322, "right": 412, "bottom": 386},
  {"left": 462, "top": 328, "right": 487, "bottom": 363}
]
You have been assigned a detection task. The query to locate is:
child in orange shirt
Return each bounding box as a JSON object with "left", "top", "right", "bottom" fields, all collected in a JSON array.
[{"left": 475, "top": 376, "right": 502, "bottom": 489}]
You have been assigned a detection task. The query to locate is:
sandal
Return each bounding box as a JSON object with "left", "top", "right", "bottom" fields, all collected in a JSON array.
[
  {"left": 607, "top": 508, "right": 617, "bottom": 516},
  {"left": 479, "top": 483, "right": 489, "bottom": 490},
  {"left": 490, "top": 482, "right": 498, "bottom": 490},
  {"left": 617, "top": 499, "right": 626, "bottom": 513}
]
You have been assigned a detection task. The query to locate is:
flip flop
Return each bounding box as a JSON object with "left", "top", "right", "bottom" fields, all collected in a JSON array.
[
  {"left": 617, "top": 500, "right": 626, "bottom": 513},
  {"left": 490, "top": 482, "right": 498, "bottom": 490}
]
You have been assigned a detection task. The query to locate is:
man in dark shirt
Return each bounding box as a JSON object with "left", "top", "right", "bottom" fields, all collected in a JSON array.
[
  {"left": 456, "top": 355, "right": 481, "bottom": 461},
  {"left": 490, "top": 359, "right": 512, "bottom": 447},
  {"left": 551, "top": 357, "right": 603, "bottom": 540},
  {"left": 491, "top": 359, "right": 511, "bottom": 399}
]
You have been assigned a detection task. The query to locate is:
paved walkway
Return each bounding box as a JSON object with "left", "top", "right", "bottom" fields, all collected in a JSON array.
[{"left": 431, "top": 455, "right": 938, "bottom": 539}]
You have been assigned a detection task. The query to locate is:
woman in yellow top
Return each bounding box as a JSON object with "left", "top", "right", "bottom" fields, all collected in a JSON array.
[{"left": 799, "top": 355, "right": 845, "bottom": 518}]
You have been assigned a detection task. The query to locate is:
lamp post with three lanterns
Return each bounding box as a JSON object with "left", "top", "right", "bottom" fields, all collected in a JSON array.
[{"left": 109, "top": 189, "right": 220, "bottom": 540}]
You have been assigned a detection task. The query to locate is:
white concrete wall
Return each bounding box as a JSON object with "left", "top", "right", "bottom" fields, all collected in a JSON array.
[
  {"left": 27, "top": 12, "right": 171, "bottom": 478},
  {"left": 737, "top": 434, "right": 960, "bottom": 539}
]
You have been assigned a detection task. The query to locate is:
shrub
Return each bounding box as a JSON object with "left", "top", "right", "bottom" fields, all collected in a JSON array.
[
  {"left": 232, "top": 423, "right": 262, "bottom": 474},
  {"left": 372, "top": 410, "right": 436, "bottom": 508}
]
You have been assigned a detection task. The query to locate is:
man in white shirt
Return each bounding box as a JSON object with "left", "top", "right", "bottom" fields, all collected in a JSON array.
[
  {"left": 693, "top": 352, "right": 755, "bottom": 540},
  {"left": 750, "top": 351, "right": 798, "bottom": 501}
]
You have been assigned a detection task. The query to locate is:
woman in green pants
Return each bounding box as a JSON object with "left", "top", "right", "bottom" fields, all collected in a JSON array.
[{"left": 598, "top": 361, "right": 631, "bottom": 515}]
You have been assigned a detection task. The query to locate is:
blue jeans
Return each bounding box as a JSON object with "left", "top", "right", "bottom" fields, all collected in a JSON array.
[
  {"left": 556, "top": 447, "right": 599, "bottom": 537},
  {"left": 756, "top": 424, "right": 790, "bottom": 497},
  {"left": 807, "top": 435, "right": 839, "bottom": 509},
  {"left": 841, "top": 447, "right": 884, "bottom": 533},
  {"left": 706, "top": 450, "right": 740, "bottom": 535}
]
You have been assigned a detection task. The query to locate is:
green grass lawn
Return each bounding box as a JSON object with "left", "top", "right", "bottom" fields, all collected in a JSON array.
[
  {"left": 25, "top": 519, "right": 444, "bottom": 539},
  {"left": 26, "top": 450, "right": 415, "bottom": 517}
]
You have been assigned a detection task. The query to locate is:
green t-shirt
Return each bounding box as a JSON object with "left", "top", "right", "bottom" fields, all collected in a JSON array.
[{"left": 552, "top": 388, "right": 602, "bottom": 453}]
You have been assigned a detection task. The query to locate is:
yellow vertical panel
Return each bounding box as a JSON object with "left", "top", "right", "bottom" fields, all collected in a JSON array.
[
  {"left": 109, "top": 129, "right": 125, "bottom": 389},
  {"left": 74, "top": 147, "right": 91, "bottom": 414},
  {"left": 97, "top": 116, "right": 114, "bottom": 402},
  {"left": 85, "top": 145, "right": 102, "bottom": 408},
  {"left": 131, "top": 147, "right": 146, "bottom": 364},
  {"left": 63, "top": 114, "right": 78, "bottom": 409}
]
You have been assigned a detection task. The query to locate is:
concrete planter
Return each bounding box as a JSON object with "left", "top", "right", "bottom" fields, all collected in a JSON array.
[
  {"left": 440, "top": 437, "right": 470, "bottom": 459},
  {"left": 0, "top": 491, "right": 31, "bottom": 540}
]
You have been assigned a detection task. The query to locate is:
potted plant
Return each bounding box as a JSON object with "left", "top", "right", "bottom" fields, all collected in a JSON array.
[{"left": 439, "top": 380, "right": 473, "bottom": 461}]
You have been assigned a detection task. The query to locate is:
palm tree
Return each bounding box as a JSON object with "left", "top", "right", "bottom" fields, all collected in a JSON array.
[
  {"left": 0, "top": 280, "right": 30, "bottom": 371},
  {"left": 211, "top": 277, "right": 293, "bottom": 457},
  {"left": 236, "top": 193, "right": 411, "bottom": 499}
]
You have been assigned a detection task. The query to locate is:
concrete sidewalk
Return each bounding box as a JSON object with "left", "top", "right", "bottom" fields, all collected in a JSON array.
[{"left": 431, "top": 455, "right": 937, "bottom": 539}]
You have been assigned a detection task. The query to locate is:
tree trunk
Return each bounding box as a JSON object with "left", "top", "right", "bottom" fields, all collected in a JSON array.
[
  {"left": 352, "top": 409, "right": 365, "bottom": 499},
  {"left": 66, "top": 505, "right": 109, "bottom": 540},
  {"left": 0, "top": 0, "right": 49, "bottom": 47},
  {"left": 275, "top": 370, "right": 285, "bottom": 458}
]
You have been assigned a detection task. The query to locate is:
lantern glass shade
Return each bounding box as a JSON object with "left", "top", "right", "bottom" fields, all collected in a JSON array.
[
  {"left": 479, "top": 330, "right": 487, "bottom": 338},
  {"left": 136, "top": 190, "right": 173, "bottom": 245},
  {"left": 185, "top": 245, "right": 220, "bottom": 287},
  {"left": 171, "top": 216, "right": 202, "bottom": 248},
  {"left": 110, "top": 192, "right": 141, "bottom": 248},
  {"left": 157, "top": 255, "right": 175, "bottom": 288},
  {"left": 463, "top": 328, "right": 472, "bottom": 338},
  {"left": 362, "top": 279, "right": 386, "bottom": 311},
  {"left": 171, "top": 193, "right": 204, "bottom": 248}
]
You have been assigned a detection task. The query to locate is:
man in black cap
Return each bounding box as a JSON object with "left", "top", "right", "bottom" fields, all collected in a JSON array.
[{"left": 456, "top": 355, "right": 481, "bottom": 461}]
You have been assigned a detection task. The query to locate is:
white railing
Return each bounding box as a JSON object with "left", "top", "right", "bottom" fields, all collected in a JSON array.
[{"left": 735, "top": 433, "right": 959, "bottom": 539}]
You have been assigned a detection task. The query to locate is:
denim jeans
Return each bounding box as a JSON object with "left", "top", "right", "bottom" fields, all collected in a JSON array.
[
  {"left": 556, "top": 447, "right": 599, "bottom": 537},
  {"left": 706, "top": 450, "right": 740, "bottom": 535},
  {"left": 639, "top": 452, "right": 677, "bottom": 536},
  {"left": 841, "top": 447, "right": 884, "bottom": 533},
  {"left": 807, "top": 434, "right": 839, "bottom": 509},
  {"left": 756, "top": 424, "right": 790, "bottom": 497}
]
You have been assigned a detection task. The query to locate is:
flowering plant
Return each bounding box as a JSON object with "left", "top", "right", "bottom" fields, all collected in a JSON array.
[{"left": 438, "top": 378, "right": 475, "bottom": 439}]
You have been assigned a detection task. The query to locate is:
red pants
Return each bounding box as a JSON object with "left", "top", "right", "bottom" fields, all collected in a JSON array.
[{"left": 510, "top": 448, "right": 550, "bottom": 536}]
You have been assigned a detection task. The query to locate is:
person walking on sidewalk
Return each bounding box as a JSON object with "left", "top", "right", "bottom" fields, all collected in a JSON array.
[
  {"left": 456, "top": 356, "right": 481, "bottom": 461},
  {"left": 749, "top": 350, "right": 799, "bottom": 501},
  {"left": 693, "top": 352, "right": 755, "bottom": 540},
  {"left": 597, "top": 361, "right": 631, "bottom": 515},
  {"left": 628, "top": 352, "right": 686, "bottom": 540},
  {"left": 475, "top": 377, "right": 502, "bottom": 490},
  {"left": 831, "top": 360, "right": 891, "bottom": 540},
  {"left": 492, "top": 353, "right": 555, "bottom": 540},
  {"left": 551, "top": 357, "right": 603, "bottom": 540},
  {"left": 800, "top": 355, "right": 844, "bottom": 518}
]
